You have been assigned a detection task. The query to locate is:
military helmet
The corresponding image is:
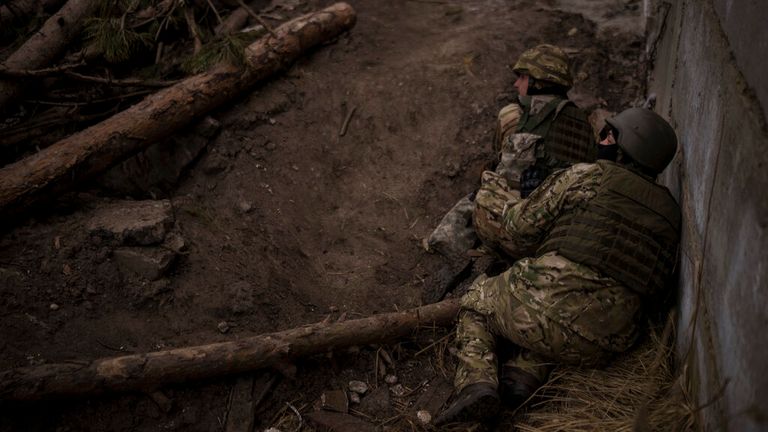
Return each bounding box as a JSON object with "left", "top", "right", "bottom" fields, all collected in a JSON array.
[
  {"left": 605, "top": 108, "right": 678, "bottom": 174},
  {"left": 513, "top": 44, "right": 573, "bottom": 88}
]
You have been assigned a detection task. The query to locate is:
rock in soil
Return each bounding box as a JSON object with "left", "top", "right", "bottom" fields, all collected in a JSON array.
[
  {"left": 357, "top": 386, "right": 394, "bottom": 419},
  {"left": 348, "top": 380, "right": 369, "bottom": 395},
  {"left": 87, "top": 200, "right": 174, "bottom": 246},
  {"left": 320, "top": 389, "right": 349, "bottom": 413},
  {"left": 113, "top": 247, "right": 175, "bottom": 281}
]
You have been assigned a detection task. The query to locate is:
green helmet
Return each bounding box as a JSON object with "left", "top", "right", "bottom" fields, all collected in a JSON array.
[
  {"left": 513, "top": 44, "right": 573, "bottom": 88},
  {"left": 605, "top": 108, "right": 678, "bottom": 174}
]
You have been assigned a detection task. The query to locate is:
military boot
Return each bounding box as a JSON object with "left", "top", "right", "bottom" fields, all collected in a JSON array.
[
  {"left": 433, "top": 383, "right": 500, "bottom": 426},
  {"left": 499, "top": 365, "right": 542, "bottom": 409}
]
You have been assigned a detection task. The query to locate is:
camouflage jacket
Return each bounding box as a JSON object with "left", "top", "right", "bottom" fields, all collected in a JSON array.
[{"left": 498, "top": 163, "right": 649, "bottom": 351}]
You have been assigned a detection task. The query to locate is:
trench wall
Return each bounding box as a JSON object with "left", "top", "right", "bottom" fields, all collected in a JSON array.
[{"left": 645, "top": 0, "right": 768, "bottom": 430}]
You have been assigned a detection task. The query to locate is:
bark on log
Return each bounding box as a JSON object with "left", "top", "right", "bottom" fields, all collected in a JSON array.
[
  {"left": 0, "top": 2, "right": 356, "bottom": 217},
  {"left": 0, "top": 299, "right": 460, "bottom": 401},
  {"left": 0, "top": 0, "right": 65, "bottom": 27},
  {"left": 0, "top": 0, "right": 99, "bottom": 112}
]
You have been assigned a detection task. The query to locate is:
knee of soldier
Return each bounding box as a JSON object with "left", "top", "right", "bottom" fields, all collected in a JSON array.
[{"left": 460, "top": 274, "right": 498, "bottom": 316}]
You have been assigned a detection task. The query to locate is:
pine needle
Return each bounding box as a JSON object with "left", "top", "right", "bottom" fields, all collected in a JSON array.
[
  {"left": 86, "top": 17, "right": 153, "bottom": 63},
  {"left": 181, "top": 32, "right": 260, "bottom": 74}
]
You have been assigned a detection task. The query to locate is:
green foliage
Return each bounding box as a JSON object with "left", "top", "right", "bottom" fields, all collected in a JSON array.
[
  {"left": 181, "top": 32, "right": 261, "bottom": 74},
  {"left": 86, "top": 16, "right": 154, "bottom": 63}
]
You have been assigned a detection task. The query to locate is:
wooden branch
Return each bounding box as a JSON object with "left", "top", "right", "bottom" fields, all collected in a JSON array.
[
  {"left": 183, "top": 6, "right": 204, "bottom": 55},
  {"left": 0, "top": 63, "right": 84, "bottom": 78},
  {"left": 235, "top": 0, "right": 277, "bottom": 37},
  {"left": 206, "top": 0, "right": 224, "bottom": 25},
  {"left": 63, "top": 71, "right": 178, "bottom": 88},
  {"left": 0, "top": 65, "right": 177, "bottom": 87},
  {"left": 0, "top": 0, "right": 100, "bottom": 112},
  {"left": 0, "top": 0, "right": 65, "bottom": 26},
  {"left": 216, "top": 1, "right": 276, "bottom": 36},
  {"left": 0, "top": 2, "right": 357, "bottom": 217},
  {"left": 215, "top": 7, "right": 250, "bottom": 35},
  {"left": 0, "top": 299, "right": 459, "bottom": 401}
]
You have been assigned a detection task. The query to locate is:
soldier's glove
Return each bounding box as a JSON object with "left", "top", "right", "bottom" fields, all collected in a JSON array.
[{"left": 520, "top": 165, "right": 547, "bottom": 198}]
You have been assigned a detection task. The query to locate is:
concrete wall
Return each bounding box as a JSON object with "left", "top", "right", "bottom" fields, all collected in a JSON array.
[{"left": 647, "top": 0, "right": 768, "bottom": 431}]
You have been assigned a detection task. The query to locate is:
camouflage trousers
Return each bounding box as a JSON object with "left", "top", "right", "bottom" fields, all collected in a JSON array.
[
  {"left": 473, "top": 171, "right": 527, "bottom": 259},
  {"left": 454, "top": 272, "right": 613, "bottom": 392}
]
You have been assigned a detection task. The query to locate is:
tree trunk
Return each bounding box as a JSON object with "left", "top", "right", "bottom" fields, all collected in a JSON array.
[
  {"left": 0, "top": 299, "right": 459, "bottom": 401},
  {"left": 0, "top": 2, "right": 356, "bottom": 218},
  {"left": 0, "top": 0, "right": 99, "bottom": 112},
  {"left": 0, "top": 0, "right": 65, "bottom": 28}
]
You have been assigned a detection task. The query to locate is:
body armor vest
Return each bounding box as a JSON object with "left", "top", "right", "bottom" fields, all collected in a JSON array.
[
  {"left": 537, "top": 161, "right": 681, "bottom": 296},
  {"left": 517, "top": 96, "right": 596, "bottom": 171}
]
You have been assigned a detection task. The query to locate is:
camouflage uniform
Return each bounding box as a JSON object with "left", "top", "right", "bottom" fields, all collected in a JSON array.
[
  {"left": 455, "top": 161, "right": 671, "bottom": 391},
  {"left": 426, "top": 45, "right": 594, "bottom": 257}
]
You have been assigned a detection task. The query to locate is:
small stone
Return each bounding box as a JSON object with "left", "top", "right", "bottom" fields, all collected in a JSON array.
[
  {"left": 416, "top": 410, "right": 432, "bottom": 424},
  {"left": 265, "top": 141, "right": 277, "bottom": 151},
  {"left": 390, "top": 384, "right": 406, "bottom": 397},
  {"left": 217, "top": 321, "right": 230, "bottom": 333},
  {"left": 237, "top": 200, "right": 254, "bottom": 213},
  {"left": 49, "top": 303, "right": 60, "bottom": 311},
  {"left": 384, "top": 374, "right": 398, "bottom": 385},
  {"left": 264, "top": 429, "right": 282, "bottom": 432},
  {"left": 162, "top": 232, "right": 187, "bottom": 254},
  {"left": 349, "top": 392, "right": 361, "bottom": 404},
  {"left": 268, "top": 117, "right": 277, "bottom": 125},
  {"left": 320, "top": 390, "right": 349, "bottom": 413},
  {"left": 576, "top": 71, "right": 589, "bottom": 82},
  {"left": 357, "top": 386, "right": 394, "bottom": 417},
  {"left": 348, "top": 380, "right": 369, "bottom": 395},
  {"left": 291, "top": 165, "right": 299, "bottom": 171},
  {"left": 568, "top": 27, "right": 578, "bottom": 36}
]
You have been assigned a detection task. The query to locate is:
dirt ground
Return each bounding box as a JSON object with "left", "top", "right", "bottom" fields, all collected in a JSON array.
[{"left": 0, "top": 0, "right": 649, "bottom": 430}]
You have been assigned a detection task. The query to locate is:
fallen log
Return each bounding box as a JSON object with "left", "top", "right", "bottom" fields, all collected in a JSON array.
[
  {"left": 0, "top": 299, "right": 460, "bottom": 401},
  {"left": 0, "top": 0, "right": 64, "bottom": 27},
  {"left": 0, "top": 2, "right": 356, "bottom": 217},
  {"left": 0, "top": 0, "right": 99, "bottom": 112}
]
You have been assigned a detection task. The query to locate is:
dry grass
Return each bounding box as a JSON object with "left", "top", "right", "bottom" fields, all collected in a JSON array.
[
  {"left": 263, "top": 316, "right": 696, "bottom": 432},
  {"left": 509, "top": 320, "right": 696, "bottom": 432}
]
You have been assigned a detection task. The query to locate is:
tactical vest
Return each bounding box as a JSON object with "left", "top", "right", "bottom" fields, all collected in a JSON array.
[
  {"left": 517, "top": 96, "right": 596, "bottom": 170},
  {"left": 537, "top": 161, "right": 681, "bottom": 296}
]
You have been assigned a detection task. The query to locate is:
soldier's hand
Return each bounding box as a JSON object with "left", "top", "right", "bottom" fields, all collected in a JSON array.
[{"left": 520, "top": 166, "right": 547, "bottom": 198}]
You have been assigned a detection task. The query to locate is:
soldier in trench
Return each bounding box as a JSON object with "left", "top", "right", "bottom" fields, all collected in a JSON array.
[
  {"left": 433, "top": 108, "right": 682, "bottom": 426},
  {"left": 425, "top": 44, "right": 596, "bottom": 297}
]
